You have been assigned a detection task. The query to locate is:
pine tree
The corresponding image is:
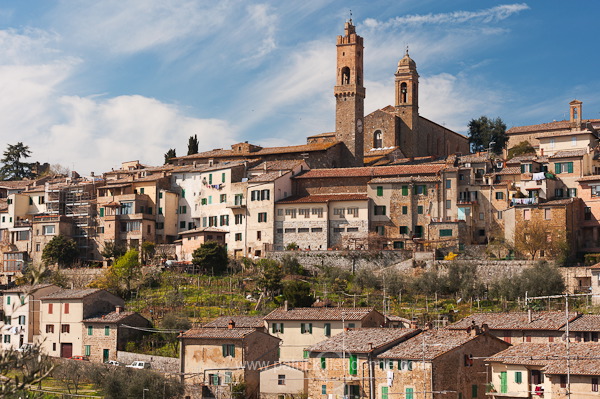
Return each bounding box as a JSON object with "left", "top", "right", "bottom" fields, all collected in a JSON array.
[
  {"left": 187, "top": 134, "right": 199, "bottom": 155},
  {"left": 0, "top": 142, "right": 34, "bottom": 180}
]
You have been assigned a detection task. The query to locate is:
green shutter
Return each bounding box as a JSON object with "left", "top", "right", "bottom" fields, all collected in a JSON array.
[
  {"left": 303, "top": 350, "right": 309, "bottom": 359},
  {"left": 349, "top": 354, "right": 357, "bottom": 375},
  {"left": 555, "top": 163, "right": 562, "bottom": 174},
  {"left": 515, "top": 371, "right": 522, "bottom": 383},
  {"left": 7, "top": 296, "right": 10, "bottom": 305},
  {"left": 99, "top": 208, "right": 104, "bottom": 217},
  {"left": 309, "top": 323, "right": 312, "bottom": 333},
  {"left": 472, "top": 384, "right": 478, "bottom": 398},
  {"left": 322, "top": 385, "right": 327, "bottom": 394},
  {"left": 222, "top": 344, "right": 227, "bottom": 357},
  {"left": 181, "top": 189, "right": 185, "bottom": 198},
  {"left": 377, "top": 186, "right": 383, "bottom": 196},
  {"left": 105, "top": 326, "right": 110, "bottom": 336},
  {"left": 402, "top": 206, "right": 407, "bottom": 214},
  {"left": 382, "top": 386, "right": 388, "bottom": 399},
  {"left": 567, "top": 162, "right": 573, "bottom": 173},
  {"left": 272, "top": 323, "right": 276, "bottom": 333},
  {"left": 406, "top": 388, "right": 414, "bottom": 399},
  {"left": 88, "top": 326, "right": 93, "bottom": 336},
  {"left": 209, "top": 174, "right": 213, "bottom": 184},
  {"left": 500, "top": 371, "right": 507, "bottom": 393},
  {"left": 222, "top": 173, "right": 226, "bottom": 183},
  {"left": 402, "top": 185, "right": 408, "bottom": 195},
  {"left": 300, "top": 323, "right": 304, "bottom": 332},
  {"left": 85, "top": 345, "right": 91, "bottom": 356},
  {"left": 407, "top": 360, "right": 413, "bottom": 371},
  {"left": 324, "top": 323, "right": 331, "bottom": 336},
  {"left": 320, "top": 357, "right": 326, "bottom": 369},
  {"left": 230, "top": 344, "right": 235, "bottom": 358}
]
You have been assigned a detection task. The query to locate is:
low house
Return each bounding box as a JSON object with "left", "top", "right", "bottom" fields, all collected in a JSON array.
[
  {"left": 203, "top": 316, "right": 267, "bottom": 333},
  {"left": 561, "top": 314, "right": 600, "bottom": 342},
  {"left": 82, "top": 306, "right": 150, "bottom": 363},
  {"left": 39, "top": 288, "right": 124, "bottom": 358},
  {"left": 175, "top": 227, "right": 227, "bottom": 262},
  {"left": 307, "top": 328, "right": 420, "bottom": 399},
  {"left": 376, "top": 327, "right": 510, "bottom": 399},
  {"left": 179, "top": 326, "right": 280, "bottom": 399},
  {"left": 259, "top": 361, "right": 309, "bottom": 399},
  {"left": 447, "top": 311, "right": 580, "bottom": 344},
  {"left": 386, "top": 315, "right": 413, "bottom": 328},
  {"left": 486, "top": 342, "right": 600, "bottom": 398},
  {"left": 0, "top": 284, "right": 60, "bottom": 351},
  {"left": 264, "top": 305, "right": 386, "bottom": 360}
]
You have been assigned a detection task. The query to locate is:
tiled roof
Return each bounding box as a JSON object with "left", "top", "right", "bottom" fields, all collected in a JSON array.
[
  {"left": 378, "top": 329, "right": 478, "bottom": 360},
  {"left": 537, "top": 129, "right": 598, "bottom": 139},
  {"left": 84, "top": 311, "right": 139, "bottom": 324},
  {"left": 387, "top": 315, "right": 412, "bottom": 324},
  {"left": 308, "top": 328, "right": 419, "bottom": 353},
  {"left": 258, "top": 361, "right": 310, "bottom": 372},
  {"left": 447, "top": 312, "right": 579, "bottom": 331},
  {"left": 506, "top": 154, "right": 538, "bottom": 164},
  {"left": 179, "top": 227, "right": 227, "bottom": 236},
  {"left": 541, "top": 198, "right": 576, "bottom": 206},
  {"left": 459, "top": 154, "right": 490, "bottom": 163},
  {"left": 0, "top": 198, "right": 7, "bottom": 212},
  {"left": 171, "top": 160, "right": 251, "bottom": 174},
  {"left": 306, "top": 132, "right": 335, "bottom": 139},
  {"left": 276, "top": 194, "right": 368, "bottom": 204},
  {"left": 561, "top": 314, "right": 600, "bottom": 332},
  {"left": 180, "top": 327, "right": 257, "bottom": 339},
  {"left": 295, "top": 164, "right": 444, "bottom": 179},
  {"left": 549, "top": 149, "right": 588, "bottom": 158},
  {"left": 174, "top": 141, "right": 339, "bottom": 161},
  {"left": 203, "top": 316, "right": 265, "bottom": 329},
  {"left": 4, "top": 283, "right": 56, "bottom": 293},
  {"left": 494, "top": 166, "right": 522, "bottom": 176},
  {"left": 248, "top": 170, "right": 291, "bottom": 183},
  {"left": 248, "top": 160, "right": 305, "bottom": 172},
  {"left": 0, "top": 180, "right": 33, "bottom": 189},
  {"left": 264, "top": 307, "right": 378, "bottom": 321},
  {"left": 507, "top": 120, "right": 572, "bottom": 134},
  {"left": 368, "top": 176, "right": 440, "bottom": 184},
  {"left": 487, "top": 342, "right": 600, "bottom": 376},
  {"left": 577, "top": 175, "right": 600, "bottom": 182},
  {"left": 40, "top": 288, "right": 106, "bottom": 300}
]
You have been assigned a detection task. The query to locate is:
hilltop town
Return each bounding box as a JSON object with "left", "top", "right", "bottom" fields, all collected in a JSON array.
[{"left": 2, "top": 20, "right": 600, "bottom": 399}]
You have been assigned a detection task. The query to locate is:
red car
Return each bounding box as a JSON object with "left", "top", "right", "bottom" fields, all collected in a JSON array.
[{"left": 70, "top": 355, "right": 89, "bottom": 361}]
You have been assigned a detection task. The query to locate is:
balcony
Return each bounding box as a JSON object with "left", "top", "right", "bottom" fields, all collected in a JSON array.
[
  {"left": 227, "top": 199, "right": 246, "bottom": 209},
  {"left": 13, "top": 219, "right": 32, "bottom": 228},
  {"left": 457, "top": 200, "right": 477, "bottom": 205}
]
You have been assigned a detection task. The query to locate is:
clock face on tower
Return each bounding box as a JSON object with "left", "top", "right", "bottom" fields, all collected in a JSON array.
[{"left": 356, "top": 118, "right": 363, "bottom": 133}]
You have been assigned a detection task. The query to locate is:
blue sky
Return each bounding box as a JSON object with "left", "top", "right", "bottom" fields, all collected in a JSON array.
[{"left": 0, "top": 1, "right": 598, "bottom": 174}]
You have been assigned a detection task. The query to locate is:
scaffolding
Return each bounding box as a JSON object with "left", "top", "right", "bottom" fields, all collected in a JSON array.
[{"left": 43, "top": 180, "right": 100, "bottom": 263}]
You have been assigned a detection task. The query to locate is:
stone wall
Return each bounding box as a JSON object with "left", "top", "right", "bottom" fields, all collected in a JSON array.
[{"left": 116, "top": 351, "right": 179, "bottom": 373}]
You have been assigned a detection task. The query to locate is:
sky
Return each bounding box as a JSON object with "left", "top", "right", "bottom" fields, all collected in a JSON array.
[{"left": 0, "top": 1, "right": 599, "bottom": 175}]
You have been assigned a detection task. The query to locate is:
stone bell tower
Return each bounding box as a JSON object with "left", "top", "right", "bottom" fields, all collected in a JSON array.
[
  {"left": 395, "top": 49, "right": 420, "bottom": 157},
  {"left": 334, "top": 19, "right": 365, "bottom": 167}
]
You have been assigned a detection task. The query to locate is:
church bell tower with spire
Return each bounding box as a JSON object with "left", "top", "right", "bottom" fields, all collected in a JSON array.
[
  {"left": 334, "top": 19, "right": 365, "bottom": 167},
  {"left": 395, "top": 48, "right": 420, "bottom": 157}
]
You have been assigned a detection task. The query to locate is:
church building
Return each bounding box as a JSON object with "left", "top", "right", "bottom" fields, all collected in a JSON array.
[{"left": 174, "top": 19, "right": 469, "bottom": 169}]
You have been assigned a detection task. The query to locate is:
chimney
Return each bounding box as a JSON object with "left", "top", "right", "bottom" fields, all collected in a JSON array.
[
  {"left": 284, "top": 300, "right": 288, "bottom": 311},
  {"left": 425, "top": 322, "right": 433, "bottom": 330},
  {"left": 469, "top": 325, "right": 480, "bottom": 337},
  {"left": 228, "top": 319, "right": 235, "bottom": 329},
  {"left": 528, "top": 309, "right": 532, "bottom": 323},
  {"left": 115, "top": 306, "right": 124, "bottom": 314},
  {"left": 481, "top": 323, "right": 489, "bottom": 333},
  {"left": 540, "top": 148, "right": 544, "bottom": 156},
  {"left": 410, "top": 320, "right": 418, "bottom": 329}
]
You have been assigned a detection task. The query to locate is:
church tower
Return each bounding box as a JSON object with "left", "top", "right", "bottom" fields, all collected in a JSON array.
[
  {"left": 334, "top": 20, "right": 365, "bottom": 167},
  {"left": 395, "top": 49, "right": 419, "bottom": 156}
]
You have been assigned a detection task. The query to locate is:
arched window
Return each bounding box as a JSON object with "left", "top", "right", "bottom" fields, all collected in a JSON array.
[
  {"left": 374, "top": 130, "right": 383, "bottom": 148},
  {"left": 400, "top": 83, "right": 408, "bottom": 103},
  {"left": 341, "top": 67, "right": 351, "bottom": 85}
]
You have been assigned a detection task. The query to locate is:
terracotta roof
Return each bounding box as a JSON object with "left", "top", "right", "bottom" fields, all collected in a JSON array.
[
  {"left": 507, "top": 120, "right": 572, "bottom": 134},
  {"left": 174, "top": 141, "right": 339, "bottom": 161},
  {"left": 264, "top": 307, "right": 379, "bottom": 321},
  {"left": 577, "top": 175, "right": 600, "bottom": 182},
  {"left": 248, "top": 160, "right": 305, "bottom": 172},
  {"left": 506, "top": 154, "right": 538, "bottom": 164},
  {"left": 4, "top": 283, "right": 56, "bottom": 293},
  {"left": 276, "top": 194, "right": 368, "bottom": 204},
  {"left": 203, "top": 316, "right": 265, "bottom": 329},
  {"left": 378, "top": 329, "right": 479, "bottom": 360},
  {"left": 387, "top": 315, "right": 412, "bottom": 324},
  {"left": 172, "top": 160, "right": 250, "bottom": 174},
  {"left": 459, "top": 154, "right": 490, "bottom": 163},
  {"left": 541, "top": 198, "right": 576, "bottom": 206},
  {"left": 0, "top": 180, "right": 33, "bottom": 189},
  {"left": 295, "top": 164, "right": 444, "bottom": 179},
  {"left": 258, "top": 361, "right": 310, "bottom": 372},
  {"left": 306, "top": 132, "right": 335, "bottom": 139},
  {"left": 83, "top": 311, "right": 140, "bottom": 324},
  {"left": 308, "top": 328, "right": 419, "bottom": 353},
  {"left": 369, "top": 176, "right": 440, "bottom": 184},
  {"left": 179, "top": 227, "right": 227, "bottom": 236},
  {"left": 40, "top": 288, "right": 109, "bottom": 300},
  {"left": 495, "top": 166, "right": 522, "bottom": 176},
  {"left": 248, "top": 170, "right": 291, "bottom": 183},
  {"left": 560, "top": 314, "right": 600, "bottom": 332},
  {"left": 180, "top": 327, "right": 258, "bottom": 339},
  {"left": 549, "top": 149, "right": 588, "bottom": 158},
  {"left": 447, "top": 312, "right": 579, "bottom": 331},
  {"left": 487, "top": 342, "right": 600, "bottom": 376}
]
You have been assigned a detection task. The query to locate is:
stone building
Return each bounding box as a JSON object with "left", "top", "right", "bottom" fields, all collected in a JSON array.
[
  {"left": 0, "top": 284, "right": 60, "bottom": 351},
  {"left": 447, "top": 311, "right": 580, "bottom": 344},
  {"left": 264, "top": 305, "right": 386, "bottom": 361},
  {"left": 179, "top": 326, "right": 280, "bottom": 399},
  {"left": 82, "top": 306, "right": 150, "bottom": 363},
  {"left": 306, "top": 328, "right": 420, "bottom": 399},
  {"left": 486, "top": 342, "right": 600, "bottom": 399},
  {"left": 39, "top": 288, "right": 124, "bottom": 359},
  {"left": 376, "top": 328, "right": 510, "bottom": 399},
  {"left": 259, "top": 361, "right": 309, "bottom": 399},
  {"left": 203, "top": 315, "right": 267, "bottom": 333}
]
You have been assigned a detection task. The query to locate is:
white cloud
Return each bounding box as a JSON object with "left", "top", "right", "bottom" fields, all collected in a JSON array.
[
  {"left": 240, "top": 4, "right": 278, "bottom": 62},
  {"left": 42, "top": 95, "right": 237, "bottom": 174}
]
